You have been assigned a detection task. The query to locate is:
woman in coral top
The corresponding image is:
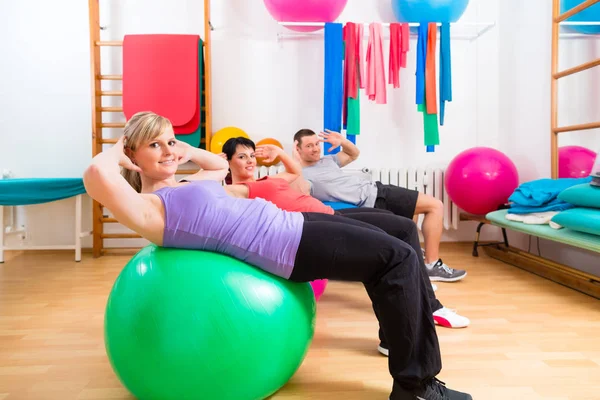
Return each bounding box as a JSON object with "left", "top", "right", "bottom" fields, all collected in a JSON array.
[{"left": 221, "top": 137, "right": 470, "bottom": 354}]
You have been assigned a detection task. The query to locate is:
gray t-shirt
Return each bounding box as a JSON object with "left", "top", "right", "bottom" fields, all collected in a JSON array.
[{"left": 302, "top": 155, "right": 378, "bottom": 207}]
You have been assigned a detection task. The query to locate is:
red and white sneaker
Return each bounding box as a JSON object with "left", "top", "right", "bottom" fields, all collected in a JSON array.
[
  {"left": 433, "top": 307, "right": 470, "bottom": 328},
  {"left": 378, "top": 308, "right": 470, "bottom": 356}
]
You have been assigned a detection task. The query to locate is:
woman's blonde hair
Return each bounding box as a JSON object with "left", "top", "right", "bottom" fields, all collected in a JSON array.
[{"left": 121, "top": 111, "right": 173, "bottom": 192}]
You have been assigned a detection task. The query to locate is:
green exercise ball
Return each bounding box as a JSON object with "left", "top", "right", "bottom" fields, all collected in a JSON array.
[{"left": 104, "top": 244, "right": 316, "bottom": 400}]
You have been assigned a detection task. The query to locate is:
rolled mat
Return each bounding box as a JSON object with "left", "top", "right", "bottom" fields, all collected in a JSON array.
[{"left": 123, "top": 34, "right": 199, "bottom": 134}]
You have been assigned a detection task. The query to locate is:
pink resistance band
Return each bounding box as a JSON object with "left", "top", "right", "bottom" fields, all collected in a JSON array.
[{"left": 366, "top": 22, "right": 387, "bottom": 104}]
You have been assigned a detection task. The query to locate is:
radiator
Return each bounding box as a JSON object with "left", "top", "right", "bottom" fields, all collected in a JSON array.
[{"left": 255, "top": 165, "right": 459, "bottom": 230}]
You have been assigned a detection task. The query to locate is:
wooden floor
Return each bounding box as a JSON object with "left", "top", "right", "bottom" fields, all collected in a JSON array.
[{"left": 1, "top": 243, "right": 599, "bottom": 400}]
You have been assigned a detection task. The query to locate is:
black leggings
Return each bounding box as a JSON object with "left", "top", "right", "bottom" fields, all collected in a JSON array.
[
  {"left": 335, "top": 207, "right": 442, "bottom": 313},
  {"left": 289, "top": 212, "right": 442, "bottom": 390},
  {"left": 334, "top": 208, "right": 443, "bottom": 348}
]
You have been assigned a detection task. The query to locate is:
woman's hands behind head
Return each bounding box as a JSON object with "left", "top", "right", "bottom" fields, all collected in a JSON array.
[
  {"left": 117, "top": 136, "right": 142, "bottom": 172},
  {"left": 175, "top": 140, "right": 194, "bottom": 165}
]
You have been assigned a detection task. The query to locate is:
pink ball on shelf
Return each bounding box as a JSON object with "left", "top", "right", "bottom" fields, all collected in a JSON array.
[
  {"left": 263, "top": 0, "right": 348, "bottom": 32},
  {"left": 309, "top": 279, "right": 328, "bottom": 301},
  {"left": 558, "top": 145, "right": 597, "bottom": 178},
  {"left": 445, "top": 147, "right": 519, "bottom": 216}
]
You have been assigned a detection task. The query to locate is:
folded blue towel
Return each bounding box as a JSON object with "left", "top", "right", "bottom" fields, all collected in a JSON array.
[
  {"left": 509, "top": 177, "right": 592, "bottom": 207},
  {"left": 508, "top": 198, "right": 575, "bottom": 214}
]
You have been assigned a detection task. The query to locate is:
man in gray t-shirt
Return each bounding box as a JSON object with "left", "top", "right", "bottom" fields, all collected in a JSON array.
[
  {"left": 301, "top": 154, "right": 379, "bottom": 207},
  {"left": 293, "top": 128, "right": 466, "bottom": 284}
]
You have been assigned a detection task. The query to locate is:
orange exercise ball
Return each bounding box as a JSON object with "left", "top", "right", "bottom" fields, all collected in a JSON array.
[
  {"left": 256, "top": 138, "right": 284, "bottom": 167},
  {"left": 211, "top": 127, "right": 249, "bottom": 154}
]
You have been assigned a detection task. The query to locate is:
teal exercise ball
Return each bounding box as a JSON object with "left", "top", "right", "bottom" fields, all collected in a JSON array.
[
  {"left": 391, "top": 0, "right": 470, "bottom": 23},
  {"left": 104, "top": 245, "right": 316, "bottom": 400}
]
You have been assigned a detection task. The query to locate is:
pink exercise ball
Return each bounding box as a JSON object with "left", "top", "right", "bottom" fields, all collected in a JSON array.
[
  {"left": 558, "top": 145, "right": 597, "bottom": 178},
  {"left": 263, "top": 0, "right": 348, "bottom": 32},
  {"left": 310, "top": 279, "right": 328, "bottom": 301},
  {"left": 445, "top": 147, "right": 519, "bottom": 216}
]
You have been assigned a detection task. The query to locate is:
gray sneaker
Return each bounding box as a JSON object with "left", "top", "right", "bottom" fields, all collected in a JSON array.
[{"left": 427, "top": 259, "right": 467, "bottom": 282}]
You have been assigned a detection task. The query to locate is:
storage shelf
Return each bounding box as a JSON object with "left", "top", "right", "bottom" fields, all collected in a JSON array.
[{"left": 276, "top": 21, "right": 496, "bottom": 41}]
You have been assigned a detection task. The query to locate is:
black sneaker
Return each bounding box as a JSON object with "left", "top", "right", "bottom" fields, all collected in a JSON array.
[{"left": 390, "top": 378, "right": 472, "bottom": 400}]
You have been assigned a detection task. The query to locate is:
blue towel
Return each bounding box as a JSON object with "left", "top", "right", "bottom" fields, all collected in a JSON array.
[
  {"left": 508, "top": 198, "right": 575, "bottom": 214},
  {"left": 415, "top": 24, "right": 427, "bottom": 106},
  {"left": 323, "top": 22, "right": 344, "bottom": 155},
  {"left": 0, "top": 178, "right": 86, "bottom": 206},
  {"left": 439, "top": 23, "right": 452, "bottom": 126},
  {"left": 509, "top": 177, "right": 592, "bottom": 207}
]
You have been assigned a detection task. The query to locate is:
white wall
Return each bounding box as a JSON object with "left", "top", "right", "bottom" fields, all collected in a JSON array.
[{"left": 0, "top": 0, "right": 598, "bottom": 269}]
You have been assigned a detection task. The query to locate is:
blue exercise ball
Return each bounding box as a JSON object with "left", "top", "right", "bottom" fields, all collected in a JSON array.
[
  {"left": 561, "top": 0, "right": 600, "bottom": 34},
  {"left": 391, "top": 0, "right": 470, "bottom": 23},
  {"left": 323, "top": 201, "right": 357, "bottom": 210}
]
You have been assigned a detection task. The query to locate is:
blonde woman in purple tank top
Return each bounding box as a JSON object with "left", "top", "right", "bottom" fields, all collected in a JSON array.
[{"left": 82, "top": 111, "right": 472, "bottom": 400}]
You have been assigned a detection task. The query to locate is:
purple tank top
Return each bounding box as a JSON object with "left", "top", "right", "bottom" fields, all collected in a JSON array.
[{"left": 153, "top": 180, "right": 304, "bottom": 279}]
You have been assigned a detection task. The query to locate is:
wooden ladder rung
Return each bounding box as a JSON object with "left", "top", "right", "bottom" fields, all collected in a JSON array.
[
  {"left": 100, "top": 90, "right": 122, "bottom": 96},
  {"left": 101, "top": 233, "right": 142, "bottom": 239},
  {"left": 101, "top": 138, "right": 118, "bottom": 144},
  {"left": 95, "top": 40, "right": 123, "bottom": 46},
  {"left": 553, "top": 121, "right": 600, "bottom": 133},
  {"left": 99, "top": 106, "right": 123, "bottom": 112},
  {"left": 100, "top": 122, "right": 125, "bottom": 128},
  {"left": 100, "top": 139, "right": 205, "bottom": 145},
  {"left": 98, "top": 75, "right": 122, "bottom": 80},
  {"left": 554, "top": 58, "right": 600, "bottom": 79}
]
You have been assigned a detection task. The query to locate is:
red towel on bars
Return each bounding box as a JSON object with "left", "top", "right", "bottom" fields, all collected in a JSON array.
[
  {"left": 344, "top": 23, "right": 358, "bottom": 100},
  {"left": 389, "top": 23, "right": 401, "bottom": 88},
  {"left": 366, "top": 23, "right": 386, "bottom": 104},
  {"left": 401, "top": 23, "right": 409, "bottom": 68},
  {"left": 425, "top": 23, "right": 438, "bottom": 114},
  {"left": 123, "top": 34, "right": 199, "bottom": 134}
]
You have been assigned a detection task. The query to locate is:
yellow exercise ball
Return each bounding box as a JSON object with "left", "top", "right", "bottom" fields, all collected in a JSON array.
[
  {"left": 210, "top": 127, "right": 249, "bottom": 154},
  {"left": 256, "top": 138, "right": 284, "bottom": 167}
]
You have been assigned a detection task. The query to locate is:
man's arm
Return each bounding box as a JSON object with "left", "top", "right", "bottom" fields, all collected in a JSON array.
[{"left": 319, "top": 129, "right": 360, "bottom": 167}]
